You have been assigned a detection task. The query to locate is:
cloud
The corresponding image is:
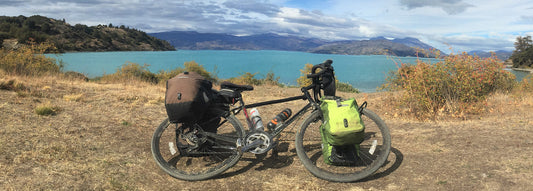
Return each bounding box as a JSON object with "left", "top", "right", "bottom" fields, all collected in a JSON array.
[
  {"left": 0, "top": 0, "right": 525, "bottom": 52},
  {"left": 0, "top": 0, "right": 26, "bottom": 6},
  {"left": 435, "top": 35, "right": 515, "bottom": 51},
  {"left": 223, "top": 0, "right": 280, "bottom": 16},
  {"left": 399, "top": 0, "right": 474, "bottom": 15},
  {"left": 520, "top": 15, "right": 533, "bottom": 24}
]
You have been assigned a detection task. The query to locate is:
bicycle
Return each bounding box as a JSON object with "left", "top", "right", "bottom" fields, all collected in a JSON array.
[{"left": 151, "top": 60, "right": 391, "bottom": 182}]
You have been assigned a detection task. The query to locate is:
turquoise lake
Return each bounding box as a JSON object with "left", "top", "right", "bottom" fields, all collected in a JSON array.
[{"left": 47, "top": 50, "right": 529, "bottom": 93}]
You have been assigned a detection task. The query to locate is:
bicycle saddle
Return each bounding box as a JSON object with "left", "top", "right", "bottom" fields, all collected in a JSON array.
[{"left": 220, "top": 81, "right": 254, "bottom": 91}]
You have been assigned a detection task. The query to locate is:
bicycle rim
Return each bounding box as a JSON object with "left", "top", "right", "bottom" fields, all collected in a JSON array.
[
  {"left": 295, "top": 109, "right": 391, "bottom": 182},
  {"left": 151, "top": 115, "right": 245, "bottom": 181}
]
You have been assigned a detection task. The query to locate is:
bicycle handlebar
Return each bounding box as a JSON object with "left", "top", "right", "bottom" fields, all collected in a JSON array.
[
  {"left": 306, "top": 59, "right": 332, "bottom": 79},
  {"left": 306, "top": 69, "right": 325, "bottom": 78}
]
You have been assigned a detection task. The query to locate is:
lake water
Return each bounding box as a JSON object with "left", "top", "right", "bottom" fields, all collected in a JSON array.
[{"left": 47, "top": 50, "right": 529, "bottom": 93}]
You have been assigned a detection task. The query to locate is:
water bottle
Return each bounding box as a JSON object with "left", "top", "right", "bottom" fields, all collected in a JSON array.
[
  {"left": 249, "top": 108, "right": 264, "bottom": 131},
  {"left": 267, "top": 108, "right": 292, "bottom": 130}
]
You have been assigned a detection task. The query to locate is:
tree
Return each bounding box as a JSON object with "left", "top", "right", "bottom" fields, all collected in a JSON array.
[
  {"left": 511, "top": 36, "right": 533, "bottom": 68},
  {"left": 514, "top": 36, "right": 532, "bottom": 53}
]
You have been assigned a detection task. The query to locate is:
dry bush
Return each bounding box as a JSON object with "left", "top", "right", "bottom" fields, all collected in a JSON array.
[
  {"left": 34, "top": 102, "right": 61, "bottom": 116},
  {"left": 0, "top": 78, "right": 27, "bottom": 91},
  {"left": 0, "top": 41, "right": 62, "bottom": 76},
  {"left": 383, "top": 53, "right": 516, "bottom": 120}
]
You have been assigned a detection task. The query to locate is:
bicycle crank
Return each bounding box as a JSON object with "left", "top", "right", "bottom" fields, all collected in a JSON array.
[{"left": 242, "top": 131, "right": 275, "bottom": 154}]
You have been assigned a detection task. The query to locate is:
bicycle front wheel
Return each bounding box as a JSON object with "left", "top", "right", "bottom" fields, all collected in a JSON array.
[
  {"left": 295, "top": 108, "right": 391, "bottom": 182},
  {"left": 151, "top": 114, "right": 245, "bottom": 181}
]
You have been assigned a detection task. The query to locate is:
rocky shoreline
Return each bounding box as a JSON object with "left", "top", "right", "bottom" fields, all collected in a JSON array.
[
  {"left": 505, "top": 65, "right": 533, "bottom": 73},
  {"left": 512, "top": 67, "right": 533, "bottom": 73}
]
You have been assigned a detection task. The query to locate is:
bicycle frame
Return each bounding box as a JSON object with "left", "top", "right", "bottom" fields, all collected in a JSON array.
[{"left": 230, "top": 85, "right": 320, "bottom": 139}]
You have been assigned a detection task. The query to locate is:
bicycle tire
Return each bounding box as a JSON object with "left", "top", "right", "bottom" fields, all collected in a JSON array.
[
  {"left": 151, "top": 114, "right": 246, "bottom": 181},
  {"left": 295, "top": 108, "right": 391, "bottom": 182}
]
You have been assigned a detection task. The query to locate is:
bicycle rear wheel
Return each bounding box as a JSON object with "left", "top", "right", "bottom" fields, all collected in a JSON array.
[
  {"left": 151, "top": 114, "right": 245, "bottom": 181},
  {"left": 295, "top": 108, "right": 391, "bottom": 182}
]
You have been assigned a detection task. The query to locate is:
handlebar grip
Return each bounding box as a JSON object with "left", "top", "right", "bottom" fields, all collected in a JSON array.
[
  {"left": 322, "top": 59, "right": 333, "bottom": 66},
  {"left": 306, "top": 71, "right": 322, "bottom": 78},
  {"left": 306, "top": 59, "right": 333, "bottom": 78}
]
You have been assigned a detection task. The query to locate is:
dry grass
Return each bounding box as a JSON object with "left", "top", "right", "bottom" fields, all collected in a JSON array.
[{"left": 1, "top": 74, "right": 532, "bottom": 190}]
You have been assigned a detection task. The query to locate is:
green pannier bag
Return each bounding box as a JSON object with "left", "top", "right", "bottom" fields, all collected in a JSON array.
[
  {"left": 319, "top": 96, "right": 365, "bottom": 165},
  {"left": 320, "top": 140, "right": 360, "bottom": 165},
  {"left": 320, "top": 97, "right": 365, "bottom": 145}
]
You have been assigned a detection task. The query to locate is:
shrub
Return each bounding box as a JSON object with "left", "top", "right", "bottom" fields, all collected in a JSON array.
[
  {"left": 101, "top": 61, "right": 218, "bottom": 84},
  {"left": 515, "top": 74, "right": 533, "bottom": 93},
  {"left": 263, "top": 71, "right": 282, "bottom": 86},
  {"left": 0, "top": 79, "right": 26, "bottom": 91},
  {"left": 63, "top": 71, "right": 89, "bottom": 81},
  {"left": 156, "top": 61, "right": 217, "bottom": 84},
  {"left": 336, "top": 80, "right": 360, "bottom": 93},
  {"left": 100, "top": 62, "right": 157, "bottom": 84},
  {"left": 297, "top": 63, "right": 313, "bottom": 87},
  {"left": 63, "top": 93, "right": 84, "bottom": 102},
  {"left": 224, "top": 71, "right": 285, "bottom": 87},
  {"left": 35, "top": 103, "right": 61, "bottom": 116},
  {"left": 383, "top": 52, "right": 516, "bottom": 119},
  {"left": 0, "top": 41, "right": 61, "bottom": 76},
  {"left": 183, "top": 61, "right": 217, "bottom": 82},
  {"left": 227, "top": 72, "right": 262, "bottom": 85}
]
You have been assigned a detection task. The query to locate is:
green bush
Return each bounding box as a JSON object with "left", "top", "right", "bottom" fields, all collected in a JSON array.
[
  {"left": 383, "top": 53, "right": 516, "bottom": 119},
  {"left": 35, "top": 104, "right": 61, "bottom": 116}
]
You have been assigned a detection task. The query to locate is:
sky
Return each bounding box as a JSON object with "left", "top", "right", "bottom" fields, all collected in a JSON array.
[{"left": 1, "top": 0, "right": 532, "bottom": 53}]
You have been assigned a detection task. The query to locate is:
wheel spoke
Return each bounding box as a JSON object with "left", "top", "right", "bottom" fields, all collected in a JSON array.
[
  {"left": 295, "top": 109, "right": 391, "bottom": 182},
  {"left": 151, "top": 115, "right": 245, "bottom": 181}
]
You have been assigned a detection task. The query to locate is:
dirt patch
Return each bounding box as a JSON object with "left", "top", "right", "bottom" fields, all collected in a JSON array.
[{"left": 1, "top": 76, "right": 532, "bottom": 190}]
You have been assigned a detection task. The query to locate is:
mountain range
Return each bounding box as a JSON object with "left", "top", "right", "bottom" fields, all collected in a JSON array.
[
  {"left": 467, "top": 50, "right": 512, "bottom": 60},
  {"left": 150, "top": 31, "right": 440, "bottom": 57},
  {"left": 0, "top": 15, "right": 511, "bottom": 58},
  {"left": 148, "top": 31, "right": 326, "bottom": 51}
]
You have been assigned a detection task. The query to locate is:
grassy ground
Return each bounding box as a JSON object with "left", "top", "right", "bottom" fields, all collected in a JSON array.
[{"left": 1, "top": 75, "right": 532, "bottom": 190}]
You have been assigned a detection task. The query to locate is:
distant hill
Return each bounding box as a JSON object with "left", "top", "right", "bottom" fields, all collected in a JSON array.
[
  {"left": 310, "top": 38, "right": 437, "bottom": 57},
  {"left": 150, "top": 31, "right": 440, "bottom": 57},
  {"left": 149, "top": 31, "right": 327, "bottom": 51},
  {"left": 468, "top": 50, "right": 512, "bottom": 60},
  {"left": 0, "top": 15, "right": 175, "bottom": 52},
  {"left": 391, "top": 37, "right": 435, "bottom": 50}
]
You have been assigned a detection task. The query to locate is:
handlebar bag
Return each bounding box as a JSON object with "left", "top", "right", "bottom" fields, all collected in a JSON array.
[
  {"left": 320, "top": 97, "right": 365, "bottom": 145},
  {"left": 165, "top": 72, "right": 213, "bottom": 123}
]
